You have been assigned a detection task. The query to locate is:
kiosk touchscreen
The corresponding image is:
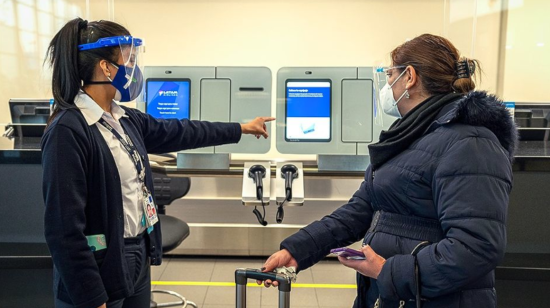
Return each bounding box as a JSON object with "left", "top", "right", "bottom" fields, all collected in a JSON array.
[
  {"left": 285, "top": 79, "right": 332, "bottom": 142},
  {"left": 9, "top": 100, "right": 50, "bottom": 125},
  {"left": 8, "top": 99, "right": 50, "bottom": 148},
  {"left": 146, "top": 79, "right": 191, "bottom": 120}
]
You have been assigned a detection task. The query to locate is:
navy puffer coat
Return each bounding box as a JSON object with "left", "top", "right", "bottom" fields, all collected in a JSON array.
[{"left": 281, "top": 91, "right": 518, "bottom": 308}]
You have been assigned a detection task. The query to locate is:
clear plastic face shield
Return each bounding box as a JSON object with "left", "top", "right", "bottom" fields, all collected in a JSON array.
[
  {"left": 79, "top": 36, "right": 144, "bottom": 102},
  {"left": 115, "top": 36, "right": 143, "bottom": 89}
]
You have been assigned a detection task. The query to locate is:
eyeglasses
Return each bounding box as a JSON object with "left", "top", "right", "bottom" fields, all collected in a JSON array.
[{"left": 376, "top": 65, "right": 406, "bottom": 74}]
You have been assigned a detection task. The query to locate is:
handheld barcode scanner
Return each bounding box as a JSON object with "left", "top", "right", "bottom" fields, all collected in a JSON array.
[
  {"left": 249, "top": 165, "right": 266, "bottom": 201},
  {"left": 248, "top": 165, "right": 268, "bottom": 226},
  {"left": 281, "top": 164, "right": 298, "bottom": 201},
  {"left": 276, "top": 164, "right": 299, "bottom": 223}
]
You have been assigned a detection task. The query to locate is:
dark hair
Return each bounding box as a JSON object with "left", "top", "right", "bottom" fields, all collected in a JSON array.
[
  {"left": 390, "top": 33, "right": 481, "bottom": 95},
  {"left": 45, "top": 17, "right": 130, "bottom": 123}
]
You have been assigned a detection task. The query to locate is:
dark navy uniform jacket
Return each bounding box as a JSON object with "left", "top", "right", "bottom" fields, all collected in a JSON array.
[
  {"left": 281, "top": 92, "right": 518, "bottom": 308},
  {"left": 42, "top": 106, "right": 241, "bottom": 308}
]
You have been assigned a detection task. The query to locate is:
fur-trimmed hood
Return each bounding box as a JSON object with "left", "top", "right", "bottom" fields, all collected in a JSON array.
[{"left": 442, "top": 91, "right": 519, "bottom": 161}]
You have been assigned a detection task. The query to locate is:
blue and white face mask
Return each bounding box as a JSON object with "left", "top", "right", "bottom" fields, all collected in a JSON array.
[
  {"left": 108, "top": 62, "right": 143, "bottom": 102},
  {"left": 380, "top": 67, "right": 409, "bottom": 118}
]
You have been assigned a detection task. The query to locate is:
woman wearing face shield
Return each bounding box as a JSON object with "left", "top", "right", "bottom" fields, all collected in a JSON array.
[
  {"left": 260, "top": 34, "right": 518, "bottom": 308},
  {"left": 42, "top": 18, "right": 273, "bottom": 308}
]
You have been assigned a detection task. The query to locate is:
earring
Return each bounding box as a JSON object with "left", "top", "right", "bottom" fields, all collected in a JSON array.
[{"left": 405, "top": 90, "right": 410, "bottom": 99}]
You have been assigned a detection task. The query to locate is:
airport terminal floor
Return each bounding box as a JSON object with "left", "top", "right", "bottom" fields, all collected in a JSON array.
[{"left": 151, "top": 257, "right": 357, "bottom": 308}]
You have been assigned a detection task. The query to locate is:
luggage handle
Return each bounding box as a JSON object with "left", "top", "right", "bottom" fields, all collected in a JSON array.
[
  {"left": 235, "top": 268, "right": 291, "bottom": 308},
  {"left": 235, "top": 268, "right": 292, "bottom": 291}
]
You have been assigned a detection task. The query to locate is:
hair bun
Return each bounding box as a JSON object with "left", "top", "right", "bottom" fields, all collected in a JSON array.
[
  {"left": 78, "top": 19, "right": 88, "bottom": 30},
  {"left": 452, "top": 57, "right": 478, "bottom": 94}
]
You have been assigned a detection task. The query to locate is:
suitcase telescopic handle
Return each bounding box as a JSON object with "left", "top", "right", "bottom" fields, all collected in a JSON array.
[
  {"left": 235, "top": 268, "right": 291, "bottom": 308},
  {"left": 235, "top": 268, "right": 291, "bottom": 292}
]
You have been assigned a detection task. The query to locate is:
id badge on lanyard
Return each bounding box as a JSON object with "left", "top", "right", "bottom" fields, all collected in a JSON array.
[
  {"left": 98, "top": 118, "right": 159, "bottom": 230},
  {"left": 141, "top": 184, "right": 159, "bottom": 228}
]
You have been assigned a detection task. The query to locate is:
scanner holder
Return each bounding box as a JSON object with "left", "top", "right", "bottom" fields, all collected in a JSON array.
[
  {"left": 242, "top": 162, "right": 271, "bottom": 205},
  {"left": 242, "top": 162, "right": 271, "bottom": 226}
]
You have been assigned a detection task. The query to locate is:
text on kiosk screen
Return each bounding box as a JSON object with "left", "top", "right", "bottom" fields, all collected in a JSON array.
[
  {"left": 286, "top": 81, "right": 331, "bottom": 141},
  {"left": 147, "top": 80, "right": 190, "bottom": 120}
]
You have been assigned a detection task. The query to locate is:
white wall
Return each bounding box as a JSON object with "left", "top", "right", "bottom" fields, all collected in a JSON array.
[
  {"left": 502, "top": 0, "right": 550, "bottom": 102},
  {"left": 116, "top": 0, "right": 446, "bottom": 67}
]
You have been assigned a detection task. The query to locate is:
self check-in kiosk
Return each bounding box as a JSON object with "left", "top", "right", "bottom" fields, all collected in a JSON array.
[
  {"left": 140, "top": 66, "right": 273, "bottom": 169},
  {"left": 276, "top": 67, "right": 394, "bottom": 171}
]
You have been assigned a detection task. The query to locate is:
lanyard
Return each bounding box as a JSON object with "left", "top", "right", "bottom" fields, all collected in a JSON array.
[{"left": 98, "top": 118, "right": 145, "bottom": 183}]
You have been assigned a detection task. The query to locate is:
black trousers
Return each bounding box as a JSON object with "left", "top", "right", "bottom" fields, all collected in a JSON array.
[{"left": 55, "top": 235, "right": 151, "bottom": 308}]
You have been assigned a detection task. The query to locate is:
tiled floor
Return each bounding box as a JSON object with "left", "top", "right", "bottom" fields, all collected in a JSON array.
[{"left": 151, "top": 257, "right": 358, "bottom": 308}]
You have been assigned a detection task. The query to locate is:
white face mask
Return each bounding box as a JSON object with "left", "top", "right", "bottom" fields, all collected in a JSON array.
[{"left": 380, "top": 68, "right": 409, "bottom": 118}]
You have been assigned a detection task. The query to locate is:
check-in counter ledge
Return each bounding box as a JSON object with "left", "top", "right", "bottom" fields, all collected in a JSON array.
[{"left": 497, "top": 253, "right": 550, "bottom": 281}]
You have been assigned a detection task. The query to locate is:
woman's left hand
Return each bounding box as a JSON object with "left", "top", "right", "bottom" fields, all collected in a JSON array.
[
  {"left": 241, "top": 117, "right": 276, "bottom": 139},
  {"left": 338, "top": 245, "right": 386, "bottom": 279}
]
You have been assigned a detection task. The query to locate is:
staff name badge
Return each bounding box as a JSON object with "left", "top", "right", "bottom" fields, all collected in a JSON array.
[{"left": 142, "top": 187, "right": 159, "bottom": 227}]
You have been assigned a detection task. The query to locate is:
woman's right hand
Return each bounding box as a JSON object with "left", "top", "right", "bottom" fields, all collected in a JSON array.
[{"left": 257, "top": 249, "right": 298, "bottom": 288}]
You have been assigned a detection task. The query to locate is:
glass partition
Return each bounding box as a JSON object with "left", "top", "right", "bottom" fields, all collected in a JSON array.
[{"left": 0, "top": 0, "right": 114, "bottom": 125}]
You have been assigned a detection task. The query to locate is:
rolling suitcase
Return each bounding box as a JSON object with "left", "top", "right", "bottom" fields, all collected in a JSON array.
[{"left": 235, "top": 268, "right": 292, "bottom": 308}]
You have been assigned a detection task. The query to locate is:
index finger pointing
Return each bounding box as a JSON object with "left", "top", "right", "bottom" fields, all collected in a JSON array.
[{"left": 261, "top": 117, "right": 276, "bottom": 122}]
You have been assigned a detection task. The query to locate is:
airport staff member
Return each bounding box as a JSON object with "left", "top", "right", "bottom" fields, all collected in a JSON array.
[
  {"left": 42, "top": 18, "right": 273, "bottom": 308},
  {"left": 261, "top": 34, "right": 518, "bottom": 308}
]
